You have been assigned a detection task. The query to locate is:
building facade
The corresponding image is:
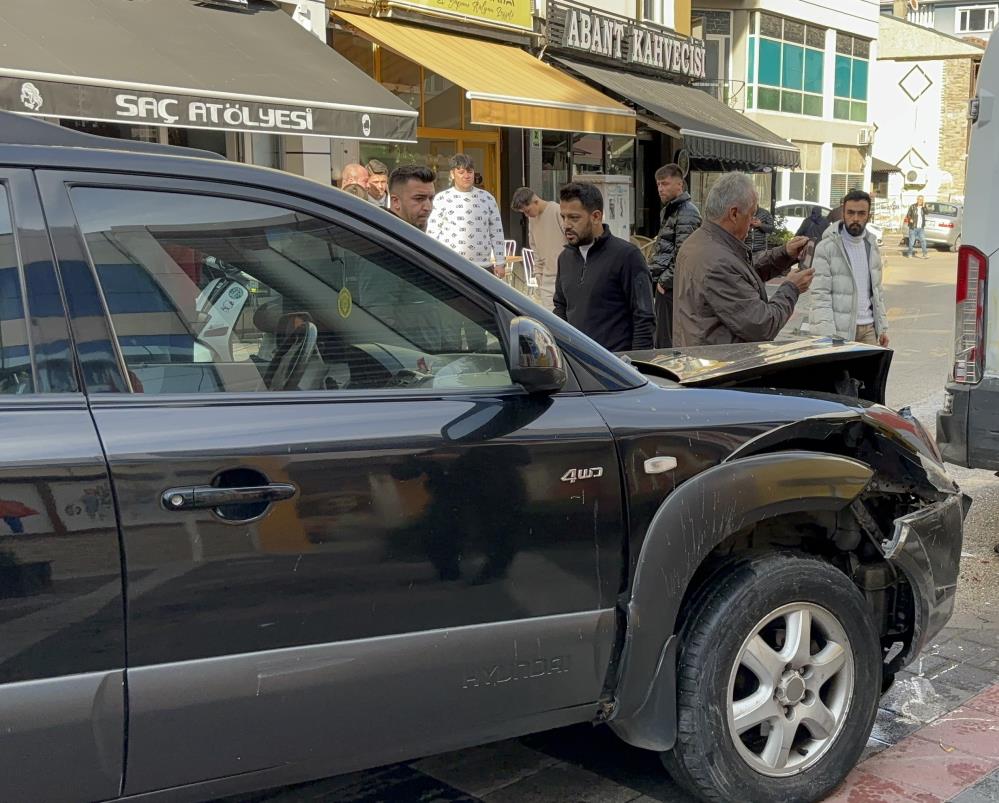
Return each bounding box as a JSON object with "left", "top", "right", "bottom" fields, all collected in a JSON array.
[
  {"left": 870, "top": 12, "right": 983, "bottom": 216},
  {"left": 880, "top": 0, "right": 997, "bottom": 42},
  {"left": 693, "top": 0, "right": 880, "bottom": 209}
]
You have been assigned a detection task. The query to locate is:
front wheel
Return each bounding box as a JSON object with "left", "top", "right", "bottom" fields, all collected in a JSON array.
[{"left": 662, "top": 554, "right": 881, "bottom": 803}]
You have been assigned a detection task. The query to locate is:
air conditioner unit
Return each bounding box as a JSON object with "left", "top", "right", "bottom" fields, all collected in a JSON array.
[
  {"left": 905, "top": 168, "right": 928, "bottom": 186},
  {"left": 857, "top": 128, "right": 874, "bottom": 146}
]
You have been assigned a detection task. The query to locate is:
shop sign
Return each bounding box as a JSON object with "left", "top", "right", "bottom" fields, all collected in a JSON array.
[
  {"left": 391, "top": 0, "right": 533, "bottom": 31},
  {"left": 0, "top": 77, "right": 418, "bottom": 142},
  {"left": 548, "top": 1, "right": 706, "bottom": 80}
]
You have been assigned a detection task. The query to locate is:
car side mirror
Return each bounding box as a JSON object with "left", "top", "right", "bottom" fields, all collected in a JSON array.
[{"left": 508, "top": 316, "right": 566, "bottom": 394}]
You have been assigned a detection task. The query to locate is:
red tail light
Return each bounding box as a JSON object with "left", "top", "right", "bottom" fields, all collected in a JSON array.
[{"left": 953, "top": 245, "right": 988, "bottom": 384}]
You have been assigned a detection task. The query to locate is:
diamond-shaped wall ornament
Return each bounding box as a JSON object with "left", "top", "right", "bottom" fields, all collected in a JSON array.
[{"left": 899, "top": 65, "right": 933, "bottom": 102}]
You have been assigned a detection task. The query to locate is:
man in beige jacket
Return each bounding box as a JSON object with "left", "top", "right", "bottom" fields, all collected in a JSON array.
[{"left": 512, "top": 187, "right": 566, "bottom": 310}]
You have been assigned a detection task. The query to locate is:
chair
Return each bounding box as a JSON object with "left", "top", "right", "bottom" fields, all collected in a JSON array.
[
  {"left": 521, "top": 249, "right": 539, "bottom": 290},
  {"left": 630, "top": 235, "right": 656, "bottom": 265},
  {"left": 504, "top": 239, "right": 518, "bottom": 258}
]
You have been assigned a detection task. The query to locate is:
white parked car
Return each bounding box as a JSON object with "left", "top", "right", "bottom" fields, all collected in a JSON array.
[{"left": 776, "top": 200, "right": 883, "bottom": 245}]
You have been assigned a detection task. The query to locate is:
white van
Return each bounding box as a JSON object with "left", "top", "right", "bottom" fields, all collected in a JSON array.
[{"left": 937, "top": 37, "right": 999, "bottom": 469}]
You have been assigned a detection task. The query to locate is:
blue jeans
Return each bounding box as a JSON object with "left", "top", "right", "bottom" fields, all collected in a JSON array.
[{"left": 907, "top": 227, "right": 927, "bottom": 257}]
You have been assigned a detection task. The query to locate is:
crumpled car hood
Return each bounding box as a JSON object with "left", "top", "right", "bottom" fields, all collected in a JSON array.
[{"left": 621, "top": 337, "right": 893, "bottom": 404}]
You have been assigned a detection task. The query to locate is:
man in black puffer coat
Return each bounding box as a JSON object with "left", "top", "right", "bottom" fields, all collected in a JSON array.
[{"left": 649, "top": 164, "right": 701, "bottom": 347}]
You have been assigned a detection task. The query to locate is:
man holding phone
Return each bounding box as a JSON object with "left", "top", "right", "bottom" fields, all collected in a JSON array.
[
  {"left": 673, "top": 173, "right": 814, "bottom": 347},
  {"left": 807, "top": 190, "right": 889, "bottom": 347}
]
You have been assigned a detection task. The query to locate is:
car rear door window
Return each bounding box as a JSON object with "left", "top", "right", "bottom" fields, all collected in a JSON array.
[
  {"left": 69, "top": 187, "right": 512, "bottom": 395},
  {"left": 0, "top": 185, "right": 33, "bottom": 394}
]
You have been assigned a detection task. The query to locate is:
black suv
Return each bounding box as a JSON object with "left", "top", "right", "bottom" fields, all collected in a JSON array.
[{"left": 0, "top": 116, "right": 966, "bottom": 803}]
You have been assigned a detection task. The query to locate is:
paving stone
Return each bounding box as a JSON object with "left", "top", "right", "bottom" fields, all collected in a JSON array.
[
  {"left": 859, "top": 736, "right": 892, "bottom": 763},
  {"left": 953, "top": 628, "right": 999, "bottom": 649},
  {"left": 925, "top": 662, "right": 998, "bottom": 695},
  {"left": 951, "top": 768, "right": 999, "bottom": 803},
  {"left": 481, "top": 763, "right": 643, "bottom": 803},
  {"left": 870, "top": 706, "right": 926, "bottom": 745},
  {"left": 929, "top": 637, "right": 999, "bottom": 670},
  {"left": 412, "top": 740, "right": 559, "bottom": 798},
  {"left": 966, "top": 684, "right": 999, "bottom": 717},
  {"left": 905, "top": 652, "right": 954, "bottom": 676},
  {"left": 911, "top": 707, "right": 999, "bottom": 760},
  {"left": 822, "top": 769, "right": 943, "bottom": 802},
  {"left": 856, "top": 734, "right": 999, "bottom": 798},
  {"left": 522, "top": 724, "right": 687, "bottom": 801},
  {"left": 220, "top": 765, "right": 479, "bottom": 803}
]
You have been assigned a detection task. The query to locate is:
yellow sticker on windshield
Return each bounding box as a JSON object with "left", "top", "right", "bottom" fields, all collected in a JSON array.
[{"left": 337, "top": 287, "right": 352, "bottom": 319}]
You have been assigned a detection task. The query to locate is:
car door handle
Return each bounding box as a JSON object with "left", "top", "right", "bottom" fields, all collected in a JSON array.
[{"left": 161, "top": 483, "right": 297, "bottom": 511}]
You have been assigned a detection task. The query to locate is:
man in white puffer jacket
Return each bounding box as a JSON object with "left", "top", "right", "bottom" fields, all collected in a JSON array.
[{"left": 808, "top": 190, "right": 890, "bottom": 347}]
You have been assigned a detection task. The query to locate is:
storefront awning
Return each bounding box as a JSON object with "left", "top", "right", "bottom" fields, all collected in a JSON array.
[
  {"left": 555, "top": 58, "right": 800, "bottom": 170},
  {"left": 335, "top": 12, "right": 635, "bottom": 137},
  {"left": 0, "top": 0, "right": 418, "bottom": 142}
]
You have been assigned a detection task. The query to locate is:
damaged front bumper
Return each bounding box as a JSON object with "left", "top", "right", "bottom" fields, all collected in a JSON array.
[{"left": 889, "top": 492, "right": 971, "bottom": 664}]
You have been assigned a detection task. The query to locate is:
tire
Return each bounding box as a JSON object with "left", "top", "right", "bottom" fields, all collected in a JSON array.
[
  {"left": 950, "top": 236, "right": 961, "bottom": 253},
  {"left": 662, "top": 554, "right": 881, "bottom": 803}
]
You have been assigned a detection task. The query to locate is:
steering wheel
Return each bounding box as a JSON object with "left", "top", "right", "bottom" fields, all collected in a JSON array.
[{"left": 264, "top": 313, "right": 319, "bottom": 391}]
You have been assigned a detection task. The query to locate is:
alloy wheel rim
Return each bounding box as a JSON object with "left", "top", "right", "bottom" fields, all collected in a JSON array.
[{"left": 726, "top": 602, "right": 855, "bottom": 777}]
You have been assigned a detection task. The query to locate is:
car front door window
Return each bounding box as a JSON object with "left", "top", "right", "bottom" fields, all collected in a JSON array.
[{"left": 69, "top": 187, "right": 512, "bottom": 395}]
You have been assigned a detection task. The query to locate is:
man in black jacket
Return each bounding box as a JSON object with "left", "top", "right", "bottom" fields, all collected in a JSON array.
[
  {"left": 554, "top": 182, "right": 655, "bottom": 351},
  {"left": 649, "top": 164, "right": 701, "bottom": 347}
]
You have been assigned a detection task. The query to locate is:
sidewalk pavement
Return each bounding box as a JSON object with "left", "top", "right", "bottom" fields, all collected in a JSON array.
[{"left": 226, "top": 612, "right": 999, "bottom": 803}]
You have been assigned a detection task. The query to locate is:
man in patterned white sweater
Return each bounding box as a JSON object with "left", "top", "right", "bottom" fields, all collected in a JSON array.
[{"left": 427, "top": 153, "right": 506, "bottom": 278}]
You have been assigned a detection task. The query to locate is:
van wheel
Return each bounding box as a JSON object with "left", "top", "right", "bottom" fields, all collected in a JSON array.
[{"left": 662, "top": 554, "right": 880, "bottom": 803}]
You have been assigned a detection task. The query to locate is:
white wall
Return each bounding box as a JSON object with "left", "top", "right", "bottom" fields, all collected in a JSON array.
[{"left": 871, "top": 58, "right": 946, "bottom": 201}]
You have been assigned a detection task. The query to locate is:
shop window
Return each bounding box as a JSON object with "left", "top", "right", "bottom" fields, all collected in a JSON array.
[
  {"left": 380, "top": 49, "right": 420, "bottom": 111},
  {"left": 60, "top": 120, "right": 159, "bottom": 142},
  {"left": 572, "top": 134, "right": 604, "bottom": 175},
  {"left": 423, "top": 72, "right": 461, "bottom": 130},
  {"left": 169, "top": 129, "right": 227, "bottom": 157},
  {"left": 542, "top": 133, "right": 571, "bottom": 201},
  {"left": 332, "top": 28, "right": 375, "bottom": 77},
  {"left": 607, "top": 136, "right": 634, "bottom": 177},
  {"left": 747, "top": 14, "right": 824, "bottom": 117},
  {"left": 833, "top": 35, "right": 869, "bottom": 121},
  {"left": 249, "top": 134, "right": 282, "bottom": 170},
  {"left": 787, "top": 141, "right": 822, "bottom": 203}
]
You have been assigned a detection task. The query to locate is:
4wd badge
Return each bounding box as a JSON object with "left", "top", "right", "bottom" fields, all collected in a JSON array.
[{"left": 560, "top": 467, "right": 604, "bottom": 484}]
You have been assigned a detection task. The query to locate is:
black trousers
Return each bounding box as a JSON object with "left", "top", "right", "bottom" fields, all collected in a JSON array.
[{"left": 654, "top": 287, "right": 673, "bottom": 349}]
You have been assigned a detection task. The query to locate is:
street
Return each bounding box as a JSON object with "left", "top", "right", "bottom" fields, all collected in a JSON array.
[{"left": 221, "top": 245, "right": 999, "bottom": 803}]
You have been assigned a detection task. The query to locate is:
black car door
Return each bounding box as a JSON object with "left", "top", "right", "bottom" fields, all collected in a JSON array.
[
  {"left": 39, "top": 171, "right": 624, "bottom": 796},
  {"left": 0, "top": 170, "right": 125, "bottom": 802}
]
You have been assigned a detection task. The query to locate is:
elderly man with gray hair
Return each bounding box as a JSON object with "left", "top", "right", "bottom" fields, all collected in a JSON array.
[{"left": 672, "top": 173, "right": 814, "bottom": 347}]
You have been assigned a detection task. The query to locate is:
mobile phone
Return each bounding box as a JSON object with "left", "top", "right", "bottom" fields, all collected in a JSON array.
[{"left": 798, "top": 240, "right": 816, "bottom": 271}]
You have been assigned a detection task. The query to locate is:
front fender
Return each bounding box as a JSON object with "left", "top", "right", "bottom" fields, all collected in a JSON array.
[{"left": 609, "top": 451, "right": 873, "bottom": 751}]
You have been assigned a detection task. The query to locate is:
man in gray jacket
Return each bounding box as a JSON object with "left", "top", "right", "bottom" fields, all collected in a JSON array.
[
  {"left": 673, "top": 173, "right": 812, "bottom": 347},
  {"left": 649, "top": 164, "right": 701, "bottom": 347},
  {"left": 808, "top": 190, "right": 889, "bottom": 346}
]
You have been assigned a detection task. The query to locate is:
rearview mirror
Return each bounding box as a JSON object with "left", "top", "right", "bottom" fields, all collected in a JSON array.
[{"left": 508, "top": 317, "right": 566, "bottom": 394}]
